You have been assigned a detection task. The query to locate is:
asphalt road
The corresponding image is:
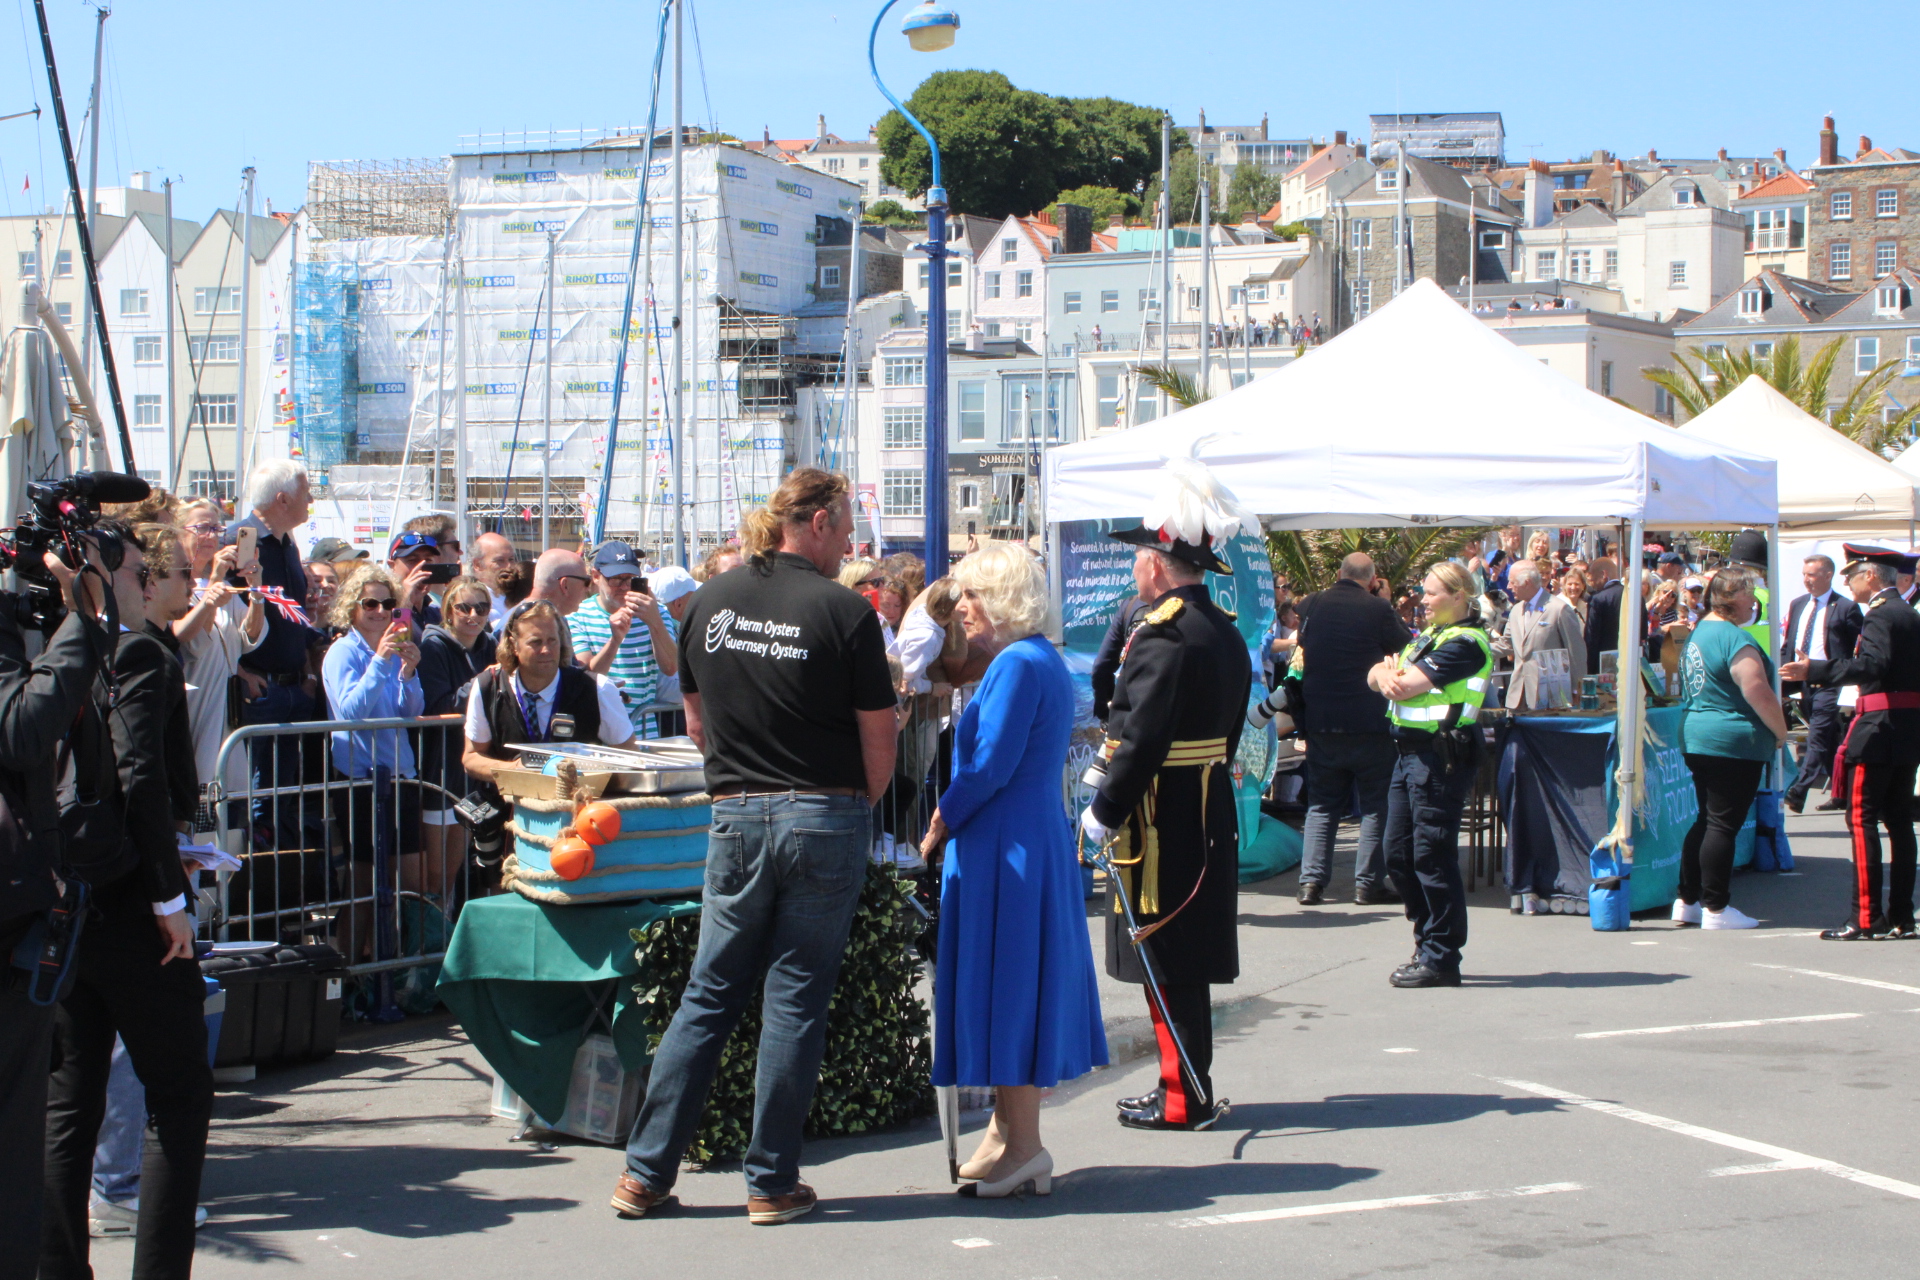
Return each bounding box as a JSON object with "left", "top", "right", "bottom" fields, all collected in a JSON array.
[{"left": 115, "top": 807, "right": 1920, "bottom": 1280}]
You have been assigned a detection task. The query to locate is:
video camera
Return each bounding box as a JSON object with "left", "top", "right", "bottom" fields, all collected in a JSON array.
[{"left": 0, "top": 471, "right": 150, "bottom": 631}]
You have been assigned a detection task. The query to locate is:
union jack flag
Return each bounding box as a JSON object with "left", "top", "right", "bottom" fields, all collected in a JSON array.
[{"left": 254, "top": 585, "right": 312, "bottom": 627}]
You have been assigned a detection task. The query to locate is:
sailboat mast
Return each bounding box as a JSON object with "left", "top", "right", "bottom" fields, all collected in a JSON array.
[
  {"left": 668, "top": 0, "right": 685, "bottom": 567},
  {"left": 235, "top": 167, "right": 254, "bottom": 491},
  {"left": 78, "top": 7, "right": 104, "bottom": 407}
]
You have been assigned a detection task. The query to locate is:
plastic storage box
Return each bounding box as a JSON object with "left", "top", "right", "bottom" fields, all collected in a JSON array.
[{"left": 199, "top": 943, "right": 345, "bottom": 1068}]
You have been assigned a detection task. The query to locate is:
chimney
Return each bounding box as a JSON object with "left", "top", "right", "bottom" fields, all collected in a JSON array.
[
  {"left": 965, "top": 327, "right": 983, "bottom": 352},
  {"left": 1056, "top": 203, "right": 1093, "bottom": 255},
  {"left": 1107, "top": 212, "right": 1126, "bottom": 234},
  {"left": 1260, "top": 112, "right": 1269, "bottom": 140},
  {"left": 128, "top": 170, "right": 150, "bottom": 191},
  {"left": 1310, "top": 141, "right": 1326, "bottom": 157},
  {"left": 1717, "top": 148, "right": 1729, "bottom": 162},
  {"left": 1774, "top": 147, "right": 1786, "bottom": 165},
  {"left": 1647, "top": 147, "right": 1658, "bottom": 162},
  {"left": 1858, "top": 135, "right": 1873, "bottom": 158},
  {"left": 817, "top": 114, "right": 827, "bottom": 141},
  {"left": 1334, "top": 129, "right": 1347, "bottom": 148},
  {"left": 1610, "top": 159, "right": 1628, "bottom": 209},
  {"left": 1819, "top": 116, "right": 1838, "bottom": 166},
  {"left": 1197, "top": 108, "right": 1207, "bottom": 133},
  {"left": 1523, "top": 158, "right": 1553, "bottom": 228},
  {"left": 763, "top": 125, "right": 772, "bottom": 146}
]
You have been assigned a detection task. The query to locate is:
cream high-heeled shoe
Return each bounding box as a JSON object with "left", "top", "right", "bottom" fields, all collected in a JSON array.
[
  {"left": 957, "top": 1152, "right": 997, "bottom": 1181},
  {"left": 959, "top": 1148, "right": 1052, "bottom": 1198}
]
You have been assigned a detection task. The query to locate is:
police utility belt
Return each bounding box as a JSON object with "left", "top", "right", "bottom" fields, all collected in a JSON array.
[{"left": 1084, "top": 736, "right": 1228, "bottom": 917}]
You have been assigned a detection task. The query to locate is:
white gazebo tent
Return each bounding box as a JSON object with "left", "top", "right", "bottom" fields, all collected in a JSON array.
[
  {"left": 1679, "top": 374, "right": 1919, "bottom": 543},
  {"left": 1046, "top": 278, "right": 1779, "bottom": 859}
]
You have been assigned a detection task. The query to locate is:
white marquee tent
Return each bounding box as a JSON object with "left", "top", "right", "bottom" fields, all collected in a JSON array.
[{"left": 1679, "top": 374, "right": 1918, "bottom": 541}]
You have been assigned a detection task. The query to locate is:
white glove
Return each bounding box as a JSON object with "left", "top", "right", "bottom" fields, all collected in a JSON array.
[{"left": 1080, "top": 806, "right": 1112, "bottom": 847}]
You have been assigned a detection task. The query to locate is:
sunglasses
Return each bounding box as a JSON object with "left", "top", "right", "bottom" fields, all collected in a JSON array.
[
  {"left": 451, "top": 601, "right": 489, "bottom": 616},
  {"left": 560, "top": 574, "right": 592, "bottom": 586},
  {"left": 358, "top": 597, "right": 396, "bottom": 612},
  {"left": 184, "top": 522, "right": 223, "bottom": 536}
]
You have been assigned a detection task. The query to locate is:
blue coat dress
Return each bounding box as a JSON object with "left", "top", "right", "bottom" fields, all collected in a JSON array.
[{"left": 933, "top": 634, "right": 1108, "bottom": 1088}]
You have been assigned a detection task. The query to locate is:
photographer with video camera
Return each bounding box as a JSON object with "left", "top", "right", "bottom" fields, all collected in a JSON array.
[{"left": 40, "top": 517, "right": 213, "bottom": 1280}]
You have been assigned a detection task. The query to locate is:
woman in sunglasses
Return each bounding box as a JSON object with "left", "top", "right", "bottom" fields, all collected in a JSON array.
[
  {"left": 416, "top": 576, "right": 498, "bottom": 903},
  {"left": 321, "top": 563, "right": 425, "bottom": 959}
]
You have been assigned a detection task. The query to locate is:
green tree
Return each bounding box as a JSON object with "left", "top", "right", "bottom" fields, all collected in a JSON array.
[
  {"left": 1053, "top": 96, "right": 1171, "bottom": 194},
  {"left": 1267, "top": 528, "right": 1489, "bottom": 596},
  {"left": 1225, "top": 164, "right": 1282, "bottom": 222},
  {"left": 1642, "top": 335, "right": 1920, "bottom": 453},
  {"left": 1143, "top": 150, "right": 1221, "bottom": 224},
  {"left": 1049, "top": 185, "right": 1140, "bottom": 227},
  {"left": 862, "top": 198, "right": 921, "bottom": 228}
]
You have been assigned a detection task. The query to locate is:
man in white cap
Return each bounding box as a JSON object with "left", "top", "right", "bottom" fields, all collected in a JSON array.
[{"left": 645, "top": 566, "right": 700, "bottom": 727}]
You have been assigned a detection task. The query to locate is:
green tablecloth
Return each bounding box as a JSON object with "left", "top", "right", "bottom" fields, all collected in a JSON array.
[{"left": 437, "top": 892, "right": 701, "bottom": 1123}]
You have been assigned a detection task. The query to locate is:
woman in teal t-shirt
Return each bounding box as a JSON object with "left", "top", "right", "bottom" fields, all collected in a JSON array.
[{"left": 1675, "top": 567, "right": 1789, "bottom": 930}]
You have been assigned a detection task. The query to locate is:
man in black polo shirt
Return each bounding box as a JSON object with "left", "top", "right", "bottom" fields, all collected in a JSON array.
[
  {"left": 229, "top": 460, "right": 320, "bottom": 848},
  {"left": 615, "top": 468, "right": 896, "bottom": 1227}
]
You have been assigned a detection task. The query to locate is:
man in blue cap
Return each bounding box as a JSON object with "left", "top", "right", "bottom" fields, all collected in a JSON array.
[{"left": 569, "top": 540, "right": 677, "bottom": 720}]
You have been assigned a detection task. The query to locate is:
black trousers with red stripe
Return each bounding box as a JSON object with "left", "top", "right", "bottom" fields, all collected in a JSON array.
[
  {"left": 1145, "top": 982, "right": 1212, "bottom": 1123},
  {"left": 1838, "top": 754, "right": 1920, "bottom": 930}
]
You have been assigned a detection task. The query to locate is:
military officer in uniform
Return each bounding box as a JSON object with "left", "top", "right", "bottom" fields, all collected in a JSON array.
[
  {"left": 1368, "top": 561, "right": 1493, "bottom": 987},
  {"left": 1783, "top": 546, "right": 1920, "bottom": 940},
  {"left": 1080, "top": 467, "right": 1255, "bottom": 1132}
]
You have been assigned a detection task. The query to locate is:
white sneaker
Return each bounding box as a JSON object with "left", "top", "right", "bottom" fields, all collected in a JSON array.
[
  {"left": 1702, "top": 904, "right": 1760, "bottom": 930},
  {"left": 1671, "top": 899, "right": 1702, "bottom": 926},
  {"left": 87, "top": 1199, "right": 208, "bottom": 1237}
]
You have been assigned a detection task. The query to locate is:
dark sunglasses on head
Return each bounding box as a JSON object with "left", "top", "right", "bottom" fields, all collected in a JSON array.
[{"left": 359, "top": 597, "right": 396, "bottom": 612}]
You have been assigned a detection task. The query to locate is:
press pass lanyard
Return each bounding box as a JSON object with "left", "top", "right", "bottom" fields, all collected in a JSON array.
[{"left": 513, "top": 678, "right": 549, "bottom": 743}]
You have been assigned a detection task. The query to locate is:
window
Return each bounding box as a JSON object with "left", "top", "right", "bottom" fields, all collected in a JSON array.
[
  {"left": 984, "top": 272, "right": 1001, "bottom": 300},
  {"left": 1016, "top": 322, "right": 1033, "bottom": 344},
  {"left": 1352, "top": 278, "right": 1372, "bottom": 317},
  {"left": 1139, "top": 289, "right": 1158, "bottom": 311},
  {"left": 1668, "top": 260, "right": 1688, "bottom": 288},
  {"left": 917, "top": 262, "right": 929, "bottom": 289},
  {"left": 1876, "top": 242, "right": 1898, "bottom": 278},
  {"left": 819, "top": 265, "right": 841, "bottom": 289},
  {"left": 882, "top": 404, "right": 923, "bottom": 448},
  {"left": 1478, "top": 229, "right": 1507, "bottom": 250},
  {"left": 53, "top": 249, "right": 72, "bottom": 277},
  {"left": 880, "top": 469, "right": 923, "bottom": 517},
  {"left": 945, "top": 314, "right": 959, "bottom": 340},
  {"left": 1378, "top": 167, "right": 1398, "bottom": 192},
  {"left": 1830, "top": 242, "right": 1852, "bottom": 280},
  {"left": 1096, "top": 373, "right": 1121, "bottom": 427},
  {"left": 16, "top": 250, "right": 34, "bottom": 279},
  {"left": 1907, "top": 335, "right": 1920, "bottom": 373},
  {"left": 1566, "top": 249, "right": 1592, "bottom": 281},
  {"left": 1350, "top": 219, "right": 1371, "bottom": 251},
  {"left": 1003, "top": 377, "right": 1059, "bottom": 440},
  {"left": 1063, "top": 291, "right": 1082, "bottom": 313},
  {"left": 1245, "top": 284, "right": 1268, "bottom": 304},
  {"left": 1875, "top": 284, "right": 1906, "bottom": 315},
  {"left": 1001, "top": 237, "right": 1018, "bottom": 263},
  {"left": 1015, "top": 270, "right": 1033, "bottom": 299},
  {"left": 1673, "top": 185, "right": 1694, "bottom": 206},
  {"left": 1752, "top": 341, "right": 1774, "bottom": 361},
  {"left": 1653, "top": 386, "right": 1674, "bottom": 418},
  {"left": 1100, "top": 289, "right": 1119, "bottom": 313},
  {"left": 1754, "top": 207, "right": 1792, "bottom": 251},
  {"left": 1877, "top": 189, "right": 1899, "bottom": 218},
  {"left": 53, "top": 302, "right": 71, "bottom": 325},
  {"left": 133, "top": 394, "right": 163, "bottom": 428},
  {"left": 189, "top": 335, "right": 240, "bottom": 363},
  {"left": 882, "top": 356, "right": 924, "bottom": 387},
  {"left": 133, "top": 334, "right": 163, "bottom": 364},
  {"left": 1831, "top": 191, "right": 1853, "bottom": 220},
  {"left": 1857, "top": 337, "right": 1881, "bottom": 375},
  {"left": 983, "top": 322, "right": 1001, "bottom": 337},
  {"left": 186, "top": 470, "right": 235, "bottom": 501},
  {"left": 1186, "top": 287, "right": 1201, "bottom": 310},
  {"left": 193, "top": 286, "right": 239, "bottom": 314},
  {"left": 1738, "top": 287, "right": 1765, "bottom": 316},
  {"left": 957, "top": 482, "right": 980, "bottom": 511},
  {"left": 119, "top": 288, "right": 150, "bottom": 317},
  {"left": 1535, "top": 250, "right": 1556, "bottom": 279},
  {"left": 1600, "top": 361, "right": 1613, "bottom": 397},
  {"left": 1133, "top": 378, "right": 1158, "bottom": 424},
  {"left": 958, "top": 380, "right": 986, "bottom": 440},
  {"left": 1603, "top": 248, "right": 1619, "bottom": 280},
  {"left": 190, "top": 393, "right": 237, "bottom": 425}
]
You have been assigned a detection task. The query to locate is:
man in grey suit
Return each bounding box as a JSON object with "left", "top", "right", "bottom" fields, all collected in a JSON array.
[{"left": 1494, "top": 561, "right": 1587, "bottom": 709}]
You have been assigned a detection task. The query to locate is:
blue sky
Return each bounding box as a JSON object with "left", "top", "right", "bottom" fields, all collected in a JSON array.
[{"left": 4, "top": 0, "right": 1915, "bottom": 224}]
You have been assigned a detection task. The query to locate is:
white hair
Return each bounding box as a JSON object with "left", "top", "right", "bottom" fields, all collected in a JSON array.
[
  {"left": 1507, "top": 560, "right": 1541, "bottom": 588},
  {"left": 953, "top": 540, "right": 1051, "bottom": 641},
  {"left": 245, "top": 459, "right": 307, "bottom": 513}
]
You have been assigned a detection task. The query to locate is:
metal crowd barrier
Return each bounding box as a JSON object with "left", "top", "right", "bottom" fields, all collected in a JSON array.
[{"left": 204, "top": 714, "right": 472, "bottom": 1023}]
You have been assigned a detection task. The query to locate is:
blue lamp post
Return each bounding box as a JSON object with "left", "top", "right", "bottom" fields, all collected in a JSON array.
[{"left": 869, "top": 0, "right": 958, "bottom": 566}]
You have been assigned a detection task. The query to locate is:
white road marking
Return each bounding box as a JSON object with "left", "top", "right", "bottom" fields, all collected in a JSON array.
[
  {"left": 952, "top": 1238, "right": 993, "bottom": 1249},
  {"left": 1175, "top": 1182, "right": 1583, "bottom": 1228},
  {"left": 1755, "top": 964, "right": 1920, "bottom": 996},
  {"left": 1709, "top": 1159, "right": 1827, "bottom": 1177},
  {"left": 1383, "top": 1047, "right": 1418, "bottom": 1054},
  {"left": 1575, "top": 1013, "right": 1861, "bottom": 1039},
  {"left": 1491, "top": 1077, "right": 1920, "bottom": 1201},
  {"left": 1630, "top": 940, "right": 1660, "bottom": 946}
]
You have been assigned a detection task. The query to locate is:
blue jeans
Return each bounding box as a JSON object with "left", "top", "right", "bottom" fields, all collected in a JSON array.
[
  {"left": 90, "top": 1038, "right": 142, "bottom": 1204},
  {"left": 624, "top": 793, "right": 871, "bottom": 1197}
]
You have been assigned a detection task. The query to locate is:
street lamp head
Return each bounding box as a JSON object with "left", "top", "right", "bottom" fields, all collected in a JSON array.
[{"left": 902, "top": 1, "right": 959, "bottom": 51}]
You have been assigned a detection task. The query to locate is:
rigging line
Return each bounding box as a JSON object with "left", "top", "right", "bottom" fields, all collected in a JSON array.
[
  {"left": 167, "top": 208, "right": 238, "bottom": 492},
  {"left": 497, "top": 266, "right": 552, "bottom": 523}
]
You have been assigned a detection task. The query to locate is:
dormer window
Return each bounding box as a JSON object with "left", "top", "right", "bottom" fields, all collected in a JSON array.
[
  {"left": 1738, "top": 287, "right": 1766, "bottom": 317},
  {"left": 1378, "top": 167, "right": 1399, "bottom": 192},
  {"left": 1875, "top": 283, "right": 1908, "bottom": 315},
  {"left": 1673, "top": 184, "right": 1695, "bottom": 205}
]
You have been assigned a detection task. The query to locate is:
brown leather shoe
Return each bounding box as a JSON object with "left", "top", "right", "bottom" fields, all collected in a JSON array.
[
  {"left": 611, "top": 1173, "right": 665, "bottom": 1219},
  {"left": 746, "top": 1182, "right": 817, "bottom": 1225}
]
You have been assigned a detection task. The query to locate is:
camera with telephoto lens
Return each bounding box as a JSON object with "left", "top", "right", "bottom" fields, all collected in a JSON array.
[
  {"left": 455, "top": 789, "right": 510, "bottom": 866},
  {"left": 0, "top": 471, "right": 150, "bottom": 631}
]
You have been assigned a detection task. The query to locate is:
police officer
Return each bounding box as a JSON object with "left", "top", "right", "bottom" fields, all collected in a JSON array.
[
  {"left": 1368, "top": 560, "right": 1493, "bottom": 987},
  {"left": 1080, "top": 468, "right": 1254, "bottom": 1132},
  {"left": 1782, "top": 546, "right": 1920, "bottom": 940}
]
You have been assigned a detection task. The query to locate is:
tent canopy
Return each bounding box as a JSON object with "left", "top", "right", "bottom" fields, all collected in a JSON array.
[
  {"left": 1046, "top": 279, "right": 1778, "bottom": 530},
  {"left": 1679, "top": 374, "right": 1917, "bottom": 537}
]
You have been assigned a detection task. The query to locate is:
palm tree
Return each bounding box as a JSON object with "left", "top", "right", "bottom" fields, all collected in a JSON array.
[
  {"left": 1643, "top": 335, "right": 1920, "bottom": 453},
  {"left": 1130, "top": 363, "right": 1209, "bottom": 410}
]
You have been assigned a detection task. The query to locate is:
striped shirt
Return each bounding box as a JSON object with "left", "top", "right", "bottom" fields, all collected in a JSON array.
[{"left": 569, "top": 595, "right": 662, "bottom": 708}]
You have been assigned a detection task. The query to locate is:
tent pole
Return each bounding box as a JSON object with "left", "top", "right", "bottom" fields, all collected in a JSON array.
[
  {"left": 1768, "top": 523, "right": 1784, "bottom": 792},
  {"left": 1617, "top": 517, "right": 1645, "bottom": 855}
]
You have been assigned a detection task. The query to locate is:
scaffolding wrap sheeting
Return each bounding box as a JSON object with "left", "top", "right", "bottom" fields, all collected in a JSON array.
[{"left": 293, "top": 262, "right": 361, "bottom": 472}]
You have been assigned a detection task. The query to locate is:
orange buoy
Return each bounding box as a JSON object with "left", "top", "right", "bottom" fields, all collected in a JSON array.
[
  {"left": 576, "top": 801, "right": 622, "bottom": 846},
  {"left": 551, "top": 836, "right": 596, "bottom": 881}
]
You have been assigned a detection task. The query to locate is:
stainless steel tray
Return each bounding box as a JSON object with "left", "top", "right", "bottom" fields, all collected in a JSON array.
[{"left": 504, "top": 738, "right": 707, "bottom": 795}]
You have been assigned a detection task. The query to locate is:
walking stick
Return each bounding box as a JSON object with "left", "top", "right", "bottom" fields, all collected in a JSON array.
[{"left": 1082, "top": 832, "right": 1215, "bottom": 1115}]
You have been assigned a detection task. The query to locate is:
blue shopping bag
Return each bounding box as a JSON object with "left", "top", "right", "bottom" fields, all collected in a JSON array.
[
  {"left": 1749, "top": 790, "right": 1794, "bottom": 872},
  {"left": 1588, "top": 846, "right": 1631, "bottom": 932}
]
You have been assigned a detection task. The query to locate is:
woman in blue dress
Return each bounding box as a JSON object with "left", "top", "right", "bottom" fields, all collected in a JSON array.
[{"left": 920, "top": 542, "right": 1107, "bottom": 1199}]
